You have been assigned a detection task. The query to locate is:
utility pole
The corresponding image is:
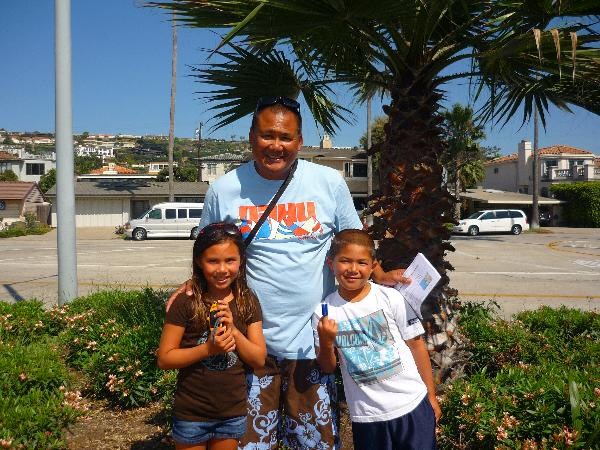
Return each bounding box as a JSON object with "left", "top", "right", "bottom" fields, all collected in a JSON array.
[
  {"left": 196, "top": 122, "right": 203, "bottom": 182},
  {"left": 531, "top": 104, "right": 540, "bottom": 229},
  {"left": 366, "top": 95, "right": 373, "bottom": 226},
  {"left": 55, "top": 0, "right": 77, "bottom": 304},
  {"left": 167, "top": 15, "right": 177, "bottom": 201}
]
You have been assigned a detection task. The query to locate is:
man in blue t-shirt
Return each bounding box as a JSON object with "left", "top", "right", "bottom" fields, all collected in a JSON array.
[{"left": 168, "top": 96, "right": 408, "bottom": 449}]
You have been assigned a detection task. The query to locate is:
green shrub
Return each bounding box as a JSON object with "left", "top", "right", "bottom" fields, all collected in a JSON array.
[
  {"left": 551, "top": 181, "right": 600, "bottom": 227},
  {"left": 0, "top": 341, "right": 69, "bottom": 397},
  {"left": 0, "top": 388, "right": 80, "bottom": 450},
  {"left": 0, "top": 340, "right": 81, "bottom": 449},
  {"left": 0, "top": 301, "right": 65, "bottom": 345},
  {"left": 58, "top": 289, "right": 169, "bottom": 407},
  {"left": 440, "top": 305, "right": 600, "bottom": 449}
]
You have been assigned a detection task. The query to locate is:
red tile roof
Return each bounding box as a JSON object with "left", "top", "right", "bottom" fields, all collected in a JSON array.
[
  {"left": 90, "top": 164, "right": 137, "bottom": 175},
  {"left": 486, "top": 144, "right": 593, "bottom": 166},
  {"left": 538, "top": 145, "right": 593, "bottom": 155},
  {"left": 487, "top": 154, "right": 518, "bottom": 164},
  {"left": 0, "top": 182, "right": 36, "bottom": 199},
  {"left": 0, "top": 151, "right": 20, "bottom": 161}
]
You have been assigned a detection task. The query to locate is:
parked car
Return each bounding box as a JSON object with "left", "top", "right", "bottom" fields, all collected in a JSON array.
[
  {"left": 453, "top": 209, "right": 529, "bottom": 236},
  {"left": 538, "top": 210, "right": 552, "bottom": 226},
  {"left": 124, "top": 202, "right": 204, "bottom": 241}
]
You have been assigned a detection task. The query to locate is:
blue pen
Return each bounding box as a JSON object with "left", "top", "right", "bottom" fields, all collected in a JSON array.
[{"left": 321, "top": 303, "right": 328, "bottom": 316}]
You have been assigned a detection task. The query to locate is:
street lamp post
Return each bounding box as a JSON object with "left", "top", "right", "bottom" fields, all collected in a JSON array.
[{"left": 196, "top": 122, "right": 203, "bottom": 182}]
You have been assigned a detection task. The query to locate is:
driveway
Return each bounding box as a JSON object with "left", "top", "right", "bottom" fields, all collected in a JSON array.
[{"left": 1, "top": 227, "right": 598, "bottom": 318}]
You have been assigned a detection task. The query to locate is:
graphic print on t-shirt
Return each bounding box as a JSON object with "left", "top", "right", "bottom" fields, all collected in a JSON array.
[
  {"left": 335, "top": 309, "right": 404, "bottom": 386},
  {"left": 238, "top": 201, "right": 323, "bottom": 240}
]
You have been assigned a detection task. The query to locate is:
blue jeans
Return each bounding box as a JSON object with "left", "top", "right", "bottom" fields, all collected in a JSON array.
[
  {"left": 351, "top": 396, "right": 437, "bottom": 450},
  {"left": 172, "top": 415, "right": 247, "bottom": 445}
]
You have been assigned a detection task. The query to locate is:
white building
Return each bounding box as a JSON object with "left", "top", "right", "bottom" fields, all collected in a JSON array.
[
  {"left": 148, "top": 161, "right": 178, "bottom": 175},
  {"left": 197, "top": 153, "right": 247, "bottom": 183},
  {"left": 76, "top": 144, "right": 115, "bottom": 161},
  {"left": 0, "top": 150, "right": 56, "bottom": 183},
  {"left": 484, "top": 140, "right": 599, "bottom": 196}
]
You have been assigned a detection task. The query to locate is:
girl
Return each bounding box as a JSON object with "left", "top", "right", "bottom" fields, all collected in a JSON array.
[{"left": 157, "top": 222, "right": 267, "bottom": 450}]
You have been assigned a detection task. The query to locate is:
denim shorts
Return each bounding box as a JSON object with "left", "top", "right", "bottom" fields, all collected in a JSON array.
[{"left": 172, "top": 415, "right": 247, "bottom": 444}]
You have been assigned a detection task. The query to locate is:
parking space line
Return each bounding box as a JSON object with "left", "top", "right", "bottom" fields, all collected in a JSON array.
[
  {"left": 459, "top": 292, "right": 599, "bottom": 300},
  {"left": 547, "top": 240, "right": 600, "bottom": 257}
]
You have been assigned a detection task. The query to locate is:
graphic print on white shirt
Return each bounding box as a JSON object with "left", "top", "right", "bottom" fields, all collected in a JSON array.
[{"left": 336, "top": 309, "right": 404, "bottom": 386}]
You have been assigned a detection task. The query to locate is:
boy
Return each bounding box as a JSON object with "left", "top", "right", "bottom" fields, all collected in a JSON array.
[{"left": 312, "top": 229, "right": 441, "bottom": 450}]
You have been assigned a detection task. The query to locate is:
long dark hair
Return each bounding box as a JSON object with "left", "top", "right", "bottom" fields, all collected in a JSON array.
[{"left": 190, "top": 222, "right": 256, "bottom": 327}]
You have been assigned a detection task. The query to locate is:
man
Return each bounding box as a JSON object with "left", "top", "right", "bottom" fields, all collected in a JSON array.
[{"left": 169, "top": 96, "right": 407, "bottom": 449}]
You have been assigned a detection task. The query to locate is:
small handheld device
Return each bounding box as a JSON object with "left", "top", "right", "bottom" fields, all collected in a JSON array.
[
  {"left": 321, "top": 303, "right": 328, "bottom": 317},
  {"left": 208, "top": 301, "right": 220, "bottom": 331}
]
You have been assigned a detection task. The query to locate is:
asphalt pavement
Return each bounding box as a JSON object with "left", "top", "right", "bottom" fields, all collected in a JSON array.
[{"left": 1, "top": 227, "right": 598, "bottom": 318}]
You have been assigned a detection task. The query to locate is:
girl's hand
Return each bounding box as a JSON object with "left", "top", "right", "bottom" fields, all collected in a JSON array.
[
  {"left": 317, "top": 316, "right": 337, "bottom": 349},
  {"left": 208, "top": 325, "right": 236, "bottom": 354},
  {"left": 216, "top": 302, "right": 238, "bottom": 335}
]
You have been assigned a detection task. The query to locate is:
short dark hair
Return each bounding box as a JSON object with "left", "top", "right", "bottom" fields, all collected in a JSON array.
[
  {"left": 251, "top": 97, "right": 302, "bottom": 133},
  {"left": 328, "top": 229, "right": 376, "bottom": 260}
]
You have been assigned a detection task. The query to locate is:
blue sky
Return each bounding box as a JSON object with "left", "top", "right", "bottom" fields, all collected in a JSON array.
[{"left": 1, "top": 1, "right": 599, "bottom": 154}]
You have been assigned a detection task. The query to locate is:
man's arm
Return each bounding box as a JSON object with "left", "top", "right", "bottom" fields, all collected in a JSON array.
[
  {"left": 405, "top": 336, "right": 442, "bottom": 422},
  {"left": 371, "top": 264, "right": 411, "bottom": 286}
]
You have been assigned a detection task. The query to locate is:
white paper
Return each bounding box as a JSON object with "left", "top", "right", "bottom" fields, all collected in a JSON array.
[{"left": 395, "top": 253, "right": 441, "bottom": 320}]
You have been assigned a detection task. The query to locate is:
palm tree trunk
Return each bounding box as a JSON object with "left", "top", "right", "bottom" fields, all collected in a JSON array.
[{"left": 368, "top": 75, "right": 469, "bottom": 382}]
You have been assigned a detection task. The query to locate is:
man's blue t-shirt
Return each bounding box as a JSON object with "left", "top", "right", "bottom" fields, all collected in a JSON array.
[{"left": 200, "top": 159, "right": 362, "bottom": 359}]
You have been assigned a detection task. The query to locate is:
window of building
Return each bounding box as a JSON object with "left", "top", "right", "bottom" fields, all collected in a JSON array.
[
  {"left": 26, "top": 163, "right": 45, "bottom": 175},
  {"left": 0, "top": 162, "right": 8, "bottom": 173},
  {"left": 344, "top": 162, "right": 367, "bottom": 178},
  {"left": 493, "top": 167, "right": 499, "bottom": 174},
  {"left": 208, "top": 164, "right": 217, "bottom": 175},
  {"left": 543, "top": 159, "right": 558, "bottom": 176}
]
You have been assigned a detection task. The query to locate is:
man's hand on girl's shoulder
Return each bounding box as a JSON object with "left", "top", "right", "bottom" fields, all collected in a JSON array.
[{"left": 165, "top": 279, "right": 194, "bottom": 311}]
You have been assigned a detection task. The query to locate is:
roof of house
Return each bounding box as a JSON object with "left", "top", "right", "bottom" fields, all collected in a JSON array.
[
  {"left": 487, "top": 145, "right": 594, "bottom": 166},
  {"left": 45, "top": 181, "right": 209, "bottom": 198},
  {"left": 198, "top": 152, "right": 249, "bottom": 162},
  {"left": 299, "top": 147, "right": 366, "bottom": 159},
  {"left": 459, "top": 188, "right": 563, "bottom": 205},
  {"left": 0, "top": 150, "right": 20, "bottom": 161},
  {"left": 90, "top": 164, "right": 137, "bottom": 175},
  {"left": 0, "top": 181, "right": 38, "bottom": 200}
]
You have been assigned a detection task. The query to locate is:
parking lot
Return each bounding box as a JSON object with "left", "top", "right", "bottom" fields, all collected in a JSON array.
[{"left": 1, "top": 227, "right": 598, "bottom": 317}]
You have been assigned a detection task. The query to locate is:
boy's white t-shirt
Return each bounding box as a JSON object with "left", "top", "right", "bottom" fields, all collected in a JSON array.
[{"left": 312, "top": 282, "right": 427, "bottom": 423}]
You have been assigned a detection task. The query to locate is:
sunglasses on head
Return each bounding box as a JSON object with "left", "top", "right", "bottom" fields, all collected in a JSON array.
[
  {"left": 198, "top": 222, "right": 241, "bottom": 238},
  {"left": 254, "top": 96, "right": 301, "bottom": 116}
]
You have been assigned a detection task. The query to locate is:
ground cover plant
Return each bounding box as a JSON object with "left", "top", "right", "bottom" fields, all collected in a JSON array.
[
  {"left": 1, "top": 292, "right": 598, "bottom": 449},
  {"left": 438, "top": 303, "right": 600, "bottom": 449}
]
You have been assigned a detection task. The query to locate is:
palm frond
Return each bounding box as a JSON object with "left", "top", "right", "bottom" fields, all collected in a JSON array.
[{"left": 191, "top": 43, "right": 353, "bottom": 134}]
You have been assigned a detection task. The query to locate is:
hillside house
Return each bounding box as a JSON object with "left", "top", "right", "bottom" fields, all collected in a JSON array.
[{"left": 0, "top": 182, "right": 49, "bottom": 225}]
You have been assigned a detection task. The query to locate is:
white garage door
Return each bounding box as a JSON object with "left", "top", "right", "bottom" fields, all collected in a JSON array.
[{"left": 75, "top": 198, "right": 129, "bottom": 227}]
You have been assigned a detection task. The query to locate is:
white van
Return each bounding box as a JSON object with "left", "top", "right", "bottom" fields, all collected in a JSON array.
[
  {"left": 124, "top": 202, "right": 204, "bottom": 241},
  {"left": 453, "top": 209, "right": 529, "bottom": 236}
]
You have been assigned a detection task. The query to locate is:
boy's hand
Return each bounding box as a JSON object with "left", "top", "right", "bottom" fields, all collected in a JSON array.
[
  {"left": 429, "top": 394, "right": 442, "bottom": 423},
  {"left": 372, "top": 267, "right": 411, "bottom": 286},
  {"left": 165, "top": 280, "right": 194, "bottom": 311},
  {"left": 317, "top": 316, "right": 338, "bottom": 348}
]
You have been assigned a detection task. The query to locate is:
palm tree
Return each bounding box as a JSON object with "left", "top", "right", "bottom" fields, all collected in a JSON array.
[
  {"left": 151, "top": 0, "right": 600, "bottom": 380},
  {"left": 441, "top": 104, "right": 486, "bottom": 220}
]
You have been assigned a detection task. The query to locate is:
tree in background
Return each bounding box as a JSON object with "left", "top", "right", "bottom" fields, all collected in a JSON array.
[
  {"left": 155, "top": 164, "right": 197, "bottom": 182},
  {"left": 154, "top": 0, "right": 600, "bottom": 381},
  {"left": 440, "top": 104, "right": 486, "bottom": 219},
  {"left": 359, "top": 116, "right": 387, "bottom": 150},
  {"left": 0, "top": 170, "right": 18, "bottom": 182},
  {"left": 39, "top": 168, "right": 57, "bottom": 193},
  {"left": 74, "top": 155, "right": 103, "bottom": 175}
]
